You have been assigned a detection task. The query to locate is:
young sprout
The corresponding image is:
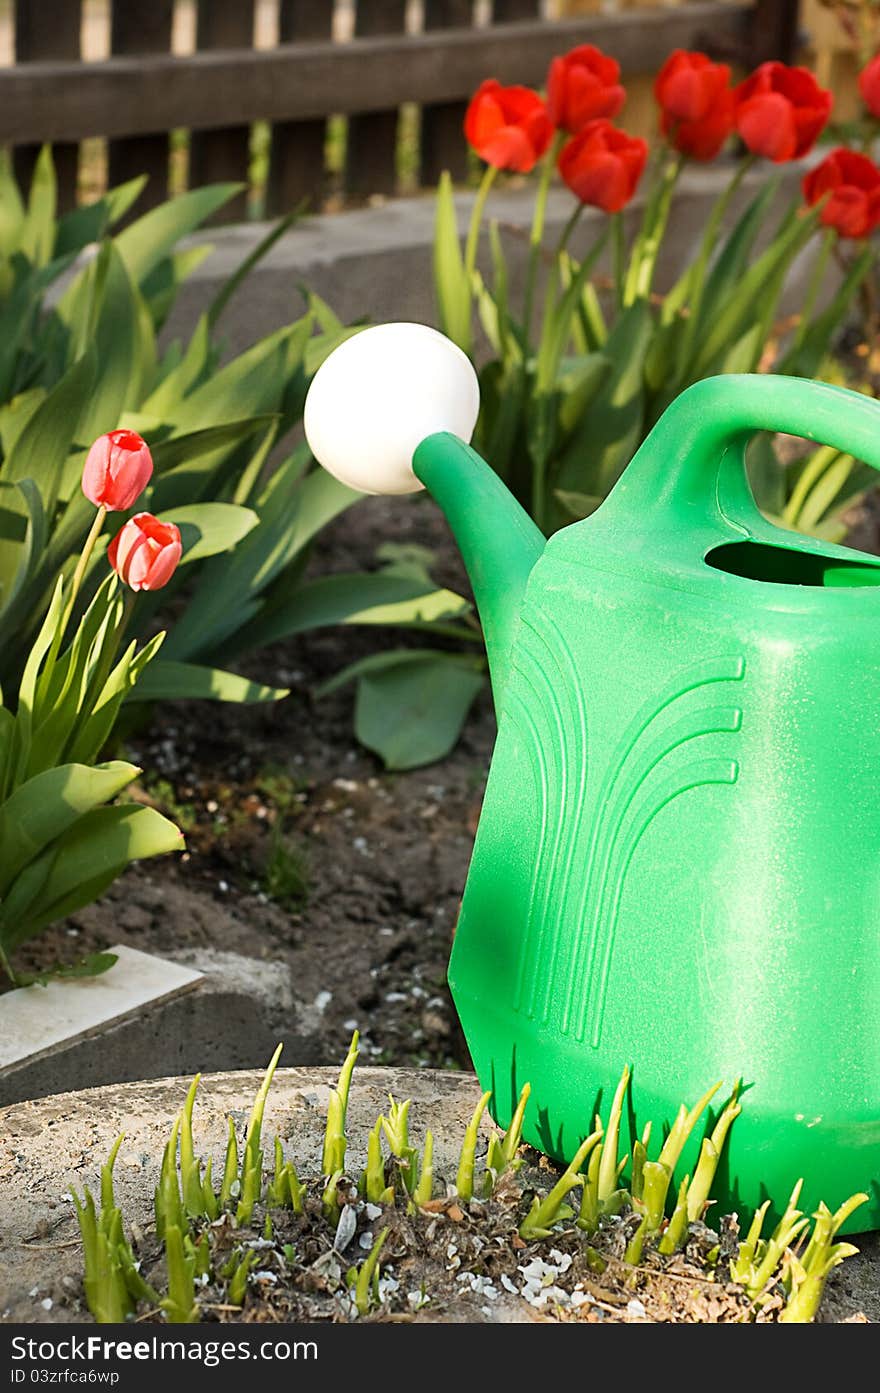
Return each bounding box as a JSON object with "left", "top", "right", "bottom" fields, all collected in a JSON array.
[
  {"left": 484, "top": 1082, "right": 531, "bottom": 1196},
  {"left": 322, "top": 1169, "right": 344, "bottom": 1226},
  {"left": 456, "top": 1091, "right": 491, "bottom": 1203},
  {"left": 685, "top": 1085, "right": 741, "bottom": 1222},
  {"left": 736, "top": 1180, "right": 810, "bottom": 1303},
  {"left": 658, "top": 1081, "right": 723, "bottom": 1174},
  {"left": 520, "top": 1129, "right": 602, "bottom": 1241},
  {"left": 597, "top": 1067, "right": 630, "bottom": 1206},
  {"left": 155, "top": 1116, "right": 184, "bottom": 1241},
  {"left": 189, "top": 1231, "right": 211, "bottom": 1280},
  {"left": 322, "top": 1032, "right": 359, "bottom": 1179},
  {"left": 237, "top": 1043, "right": 284, "bottom": 1225},
  {"left": 178, "top": 1075, "right": 212, "bottom": 1219},
  {"left": 267, "top": 1136, "right": 307, "bottom": 1213},
  {"left": 227, "top": 1250, "right": 256, "bottom": 1308},
  {"left": 161, "top": 1224, "right": 198, "bottom": 1324},
  {"left": 637, "top": 1160, "right": 673, "bottom": 1235},
  {"left": 362, "top": 1119, "right": 395, "bottom": 1206},
  {"left": 219, "top": 1117, "right": 240, "bottom": 1207},
  {"left": 779, "top": 1192, "right": 867, "bottom": 1323},
  {"left": 350, "top": 1227, "right": 389, "bottom": 1317},
  {"left": 657, "top": 1173, "right": 691, "bottom": 1255},
  {"left": 577, "top": 1132, "right": 604, "bottom": 1235},
  {"left": 381, "top": 1098, "right": 418, "bottom": 1192},
  {"left": 412, "top": 1130, "right": 435, "bottom": 1208}
]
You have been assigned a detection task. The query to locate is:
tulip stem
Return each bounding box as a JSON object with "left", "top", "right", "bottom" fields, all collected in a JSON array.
[
  {"left": 55, "top": 505, "right": 107, "bottom": 658},
  {"left": 792, "top": 226, "right": 835, "bottom": 352},
  {"left": 623, "top": 152, "right": 681, "bottom": 306},
  {"left": 612, "top": 213, "right": 626, "bottom": 311},
  {"left": 675, "top": 154, "right": 755, "bottom": 378},
  {"left": 464, "top": 164, "right": 499, "bottom": 282},
  {"left": 556, "top": 202, "right": 584, "bottom": 257},
  {"left": 523, "top": 132, "right": 565, "bottom": 339}
]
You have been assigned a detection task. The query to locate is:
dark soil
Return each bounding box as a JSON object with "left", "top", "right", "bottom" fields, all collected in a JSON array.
[{"left": 10, "top": 490, "right": 494, "bottom": 1072}]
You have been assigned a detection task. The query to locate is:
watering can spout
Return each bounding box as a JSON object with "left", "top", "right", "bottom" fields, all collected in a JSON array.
[{"left": 303, "top": 323, "right": 545, "bottom": 706}]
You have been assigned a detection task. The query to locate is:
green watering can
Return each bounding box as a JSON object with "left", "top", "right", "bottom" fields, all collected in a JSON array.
[{"left": 305, "top": 323, "right": 880, "bottom": 1230}]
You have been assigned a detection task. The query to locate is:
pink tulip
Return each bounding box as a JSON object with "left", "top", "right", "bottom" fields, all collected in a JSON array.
[
  {"left": 82, "top": 430, "right": 153, "bottom": 512},
  {"left": 107, "top": 513, "right": 182, "bottom": 592}
]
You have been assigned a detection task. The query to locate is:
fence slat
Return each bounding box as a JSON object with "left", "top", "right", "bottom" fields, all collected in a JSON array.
[
  {"left": 346, "top": 0, "right": 408, "bottom": 201},
  {"left": 107, "top": 0, "right": 174, "bottom": 211},
  {"left": 0, "top": 7, "right": 757, "bottom": 144},
  {"left": 189, "top": 2, "right": 255, "bottom": 222},
  {"left": 266, "top": 1, "right": 332, "bottom": 216},
  {"left": 493, "top": 0, "right": 543, "bottom": 19},
  {"left": 13, "top": 0, "right": 81, "bottom": 211},
  {"left": 420, "top": 1, "right": 473, "bottom": 186},
  {"left": 747, "top": 0, "right": 800, "bottom": 64}
]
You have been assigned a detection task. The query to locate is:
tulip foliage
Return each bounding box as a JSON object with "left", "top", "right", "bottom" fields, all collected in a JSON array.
[
  {"left": 435, "top": 47, "right": 878, "bottom": 536},
  {"left": 0, "top": 151, "right": 474, "bottom": 771}
]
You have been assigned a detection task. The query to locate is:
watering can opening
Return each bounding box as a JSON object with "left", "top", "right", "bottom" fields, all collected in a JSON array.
[{"left": 706, "top": 539, "right": 880, "bottom": 588}]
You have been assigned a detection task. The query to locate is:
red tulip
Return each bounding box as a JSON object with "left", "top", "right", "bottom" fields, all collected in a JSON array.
[
  {"left": 655, "top": 50, "right": 735, "bottom": 160},
  {"left": 859, "top": 53, "right": 880, "bottom": 119},
  {"left": 803, "top": 147, "right": 880, "bottom": 239},
  {"left": 464, "top": 80, "right": 553, "bottom": 173},
  {"left": 82, "top": 429, "right": 153, "bottom": 512},
  {"left": 733, "top": 62, "right": 832, "bottom": 162},
  {"left": 547, "top": 45, "right": 625, "bottom": 134},
  {"left": 558, "top": 120, "right": 648, "bottom": 213},
  {"left": 108, "top": 513, "right": 182, "bottom": 593}
]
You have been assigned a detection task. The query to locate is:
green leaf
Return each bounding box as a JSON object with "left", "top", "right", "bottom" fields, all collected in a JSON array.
[
  {"left": 556, "top": 299, "right": 652, "bottom": 499},
  {"left": 434, "top": 172, "right": 470, "bottom": 353},
  {"left": 246, "top": 571, "right": 470, "bottom": 650},
  {"left": 128, "top": 660, "right": 287, "bottom": 704},
  {"left": 54, "top": 177, "right": 147, "bottom": 258},
  {"left": 0, "top": 759, "right": 139, "bottom": 896},
  {"left": 1, "top": 348, "right": 96, "bottom": 517},
  {"left": 20, "top": 147, "right": 57, "bottom": 268},
  {"left": 14, "top": 951, "right": 118, "bottom": 988},
  {"left": 1, "top": 804, "right": 183, "bottom": 950},
  {"left": 156, "top": 503, "right": 258, "bottom": 565},
  {"left": 322, "top": 651, "right": 486, "bottom": 770},
  {"left": 0, "top": 149, "right": 26, "bottom": 257},
  {"left": 209, "top": 209, "right": 302, "bottom": 330},
  {"left": 113, "top": 184, "right": 242, "bottom": 286},
  {"left": 141, "top": 244, "right": 214, "bottom": 330}
]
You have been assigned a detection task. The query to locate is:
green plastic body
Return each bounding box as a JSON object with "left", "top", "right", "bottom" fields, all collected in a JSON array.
[{"left": 414, "top": 374, "right": 880, "bottom": 1232}]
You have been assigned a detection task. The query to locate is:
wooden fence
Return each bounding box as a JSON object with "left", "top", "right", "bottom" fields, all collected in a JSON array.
[{"left": 1, "top": 0, "right": 799, "bottom": 221}]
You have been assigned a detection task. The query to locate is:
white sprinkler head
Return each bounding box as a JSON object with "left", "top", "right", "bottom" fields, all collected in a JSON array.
[{"left": 303, "top": 322, "right": 480, "bottom": 495}]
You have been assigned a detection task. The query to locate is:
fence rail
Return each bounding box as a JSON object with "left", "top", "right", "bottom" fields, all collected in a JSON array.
[{"left": 0, "top": 0, "right": 797, "bottom": 220}]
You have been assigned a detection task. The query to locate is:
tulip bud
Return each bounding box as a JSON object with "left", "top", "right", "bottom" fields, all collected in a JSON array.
[
  {"left": 107, "top": 513, "right": 182, "bottom": 593},
  {"left": 82, "top": 429, "right": 153, "bottom": 512}
]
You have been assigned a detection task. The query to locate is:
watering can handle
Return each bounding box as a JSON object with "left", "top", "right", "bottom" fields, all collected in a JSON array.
[{"left": 617, "top": 374, "right": 880, "bottom": 528}]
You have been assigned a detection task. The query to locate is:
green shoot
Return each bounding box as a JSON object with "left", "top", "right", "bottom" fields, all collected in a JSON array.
[
  {"left": 154, "top": 1116, "right": 184, "bottom": 1241},
  {"left": 577, "top": 1133, "right": 604, "bottom": 1235},
  {"left": 228, "top": 1250, "right": 256, "bottom": 1307},
  {"left": 637, "top": 1159, "right": 673, "bottom": 1235},
  {"left": 219, "top": 1117, "right": 239, "bottom": 1206},
  {"left": 363, "top": 1120, "right": 394, "bottom": 1205},
  {"left": 161, "top": 1224, "right": 198, "bottom": 1324},
  {"left": 381, "top": 1097, "right": 418, "bottom": 1192},
  {"left": 412, "top": 1130, "right": 435, "bottom": 1208},
  {"left": 780, "top": 1192, "right": 867, "bottom": 1323},
  {"left": 685, "top": 1085, "right": 742, "bottom": 1222},
  {"left": 322, "top": 1031, "right": 359, "bottom": 1179},
  {"left": 322, "top": 1169, "right": 344, "bottom": 1226},
  {"left": 456, "top": 1091, "right": 491, "bottom": 1203},
  {"left": 267, "top": 1136, "right": 306, "bottom": 1213},
  {"left": 657, "top": 1173, "right": 691, "bottom": 1255},
  {"left": 190, "top": 1232, "right": 211, "bottom": 1280},
  {"left": 735, "top": 1180, "right": 810, "bottom": 1302},
  {"left": 520, "top": 1129, "right": 602, "bottom": 1241},
  {"left": 624, "top": 1214, "right": 648, "bottom": 1266},
  {"left": 236, "top": 1043, "right": 283, "bottom": 1225},
  {"left": 597, "top": 1067, "right": 629, "bottom": 1204},
  {"left": 352, "top": 1227, "right": 388, "bottom": 1317},
  {"left": 658, "top": 1081, "right": 722, "bottom": 1174},
  {"left": 179, "top": 1075, "right": 209, "bottom": 1218},
  {"left": 484, "top": 1082, "right": 530, "bottom": 1196}
]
